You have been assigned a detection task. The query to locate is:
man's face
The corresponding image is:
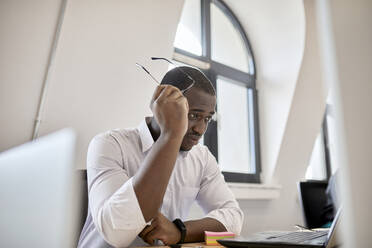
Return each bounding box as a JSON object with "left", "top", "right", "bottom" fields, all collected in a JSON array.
[{"left": 180, "top": 87, "right": 216, "bottom": 151}]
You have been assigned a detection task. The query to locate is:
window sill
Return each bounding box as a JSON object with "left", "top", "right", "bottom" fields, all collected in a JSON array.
[{"left": 227, "top": 182, "right": 282, "bottom": 200}]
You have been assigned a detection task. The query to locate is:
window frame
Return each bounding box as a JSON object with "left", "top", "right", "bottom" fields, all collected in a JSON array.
[{"left": 174, "top": 0, "right": 261, "bottom": 183}]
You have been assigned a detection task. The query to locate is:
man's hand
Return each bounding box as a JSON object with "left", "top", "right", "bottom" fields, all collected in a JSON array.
[
  {"left": 139, "top": 212, "right": 181, "bottom": 245},
  {"left": 150, "top": 85, "right": 189, "bottom": 138}
]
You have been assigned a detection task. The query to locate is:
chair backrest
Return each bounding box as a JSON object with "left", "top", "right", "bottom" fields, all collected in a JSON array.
[
  {"left": 78, "top": 170, "right": 89, "bottom": 232},
  {"left": 298, "top": 180, "right": 328, "bottom": 228}
]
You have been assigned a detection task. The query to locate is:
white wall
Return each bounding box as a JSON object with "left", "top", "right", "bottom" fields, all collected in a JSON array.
[
  {"left": 0, "top": 0, "right": 185, "bottom": 170},
  {"left": 38, "top": 0, "right": 185, "bottom": 169},
  {"left": 0, "top": 0, "right": 63, "bottom": 151},
  {"left": 266, "top": 0, "right": 328, "bottom": 231},
  {"left": 318, "top": 0, "right": 372, "bottom": 246},
  {"left": 1, "top": 0, "right": 331, "bottom": 237}
]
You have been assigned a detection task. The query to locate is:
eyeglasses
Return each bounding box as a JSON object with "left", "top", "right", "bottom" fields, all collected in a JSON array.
[
  {"left": 136, "top": 57, "right": 196, "bottom": 93},
  {"left": 188, "top": 112, "right": 216, "bottom": 124}
]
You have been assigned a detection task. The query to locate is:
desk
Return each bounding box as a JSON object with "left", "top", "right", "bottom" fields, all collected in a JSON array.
[{"left": 134, "top": 242, "right": 224, "bottom": 248}]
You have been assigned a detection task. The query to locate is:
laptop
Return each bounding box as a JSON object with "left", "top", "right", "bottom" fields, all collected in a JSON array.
[
  {"left": 0, "top": 129, "right": 83, "bottom": 247},
  {"left": 217, "top": 209, "right": 341, "bottom": 248}
]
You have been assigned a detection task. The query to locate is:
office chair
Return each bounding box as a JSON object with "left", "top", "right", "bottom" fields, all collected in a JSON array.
[
  {"left": 78, "top": 170, "right": 89, "bottom": 232},
  {"left": 298, "top": 180, "right": 329, "bottom": 229}
]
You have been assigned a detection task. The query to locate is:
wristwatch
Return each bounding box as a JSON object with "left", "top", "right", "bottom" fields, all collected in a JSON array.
[{"left": 172, "top": 218, "right": 186, "bottom": 244}]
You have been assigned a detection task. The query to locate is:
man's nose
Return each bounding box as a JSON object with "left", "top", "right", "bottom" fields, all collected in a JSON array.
[{"left": 192, "top": 120, "right": 207, "bottom": 135}]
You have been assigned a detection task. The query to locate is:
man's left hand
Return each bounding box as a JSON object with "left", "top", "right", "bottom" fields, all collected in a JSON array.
[{"left": 139, "top": 212, "right": 181, "bottom": 245}]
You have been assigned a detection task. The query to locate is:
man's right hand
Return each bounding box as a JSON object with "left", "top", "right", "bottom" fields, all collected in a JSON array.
[
  {"left": 150, "top": 85, "right": 189, "bottom": 138},
  {"left": 133, "top": 85, "right": 189, "bottom": 222}
]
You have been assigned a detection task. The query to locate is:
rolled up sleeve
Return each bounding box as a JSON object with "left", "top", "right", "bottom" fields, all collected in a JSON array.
[
  {"left": 87, "top": 133, "right": 147, "bottom": 247},
  {"left": 196, "top": 148, "right": 244, "bottom": 236}
]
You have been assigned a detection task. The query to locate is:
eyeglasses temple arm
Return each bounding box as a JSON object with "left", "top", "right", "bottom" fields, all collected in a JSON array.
[
  {"left": 135, "top": 63, "right": 160, "bottom": 84},
  {"left": 151, "top": 57, "right": 195, "bottom": 84}
]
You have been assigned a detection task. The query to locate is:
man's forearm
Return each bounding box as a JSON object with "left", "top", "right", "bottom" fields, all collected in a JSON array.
[
  {"left": 184, "top": 218, "right": 227, "bottom": 243},
  {"left": 132, "top": 131, "right": 183, "bottom": 222}
]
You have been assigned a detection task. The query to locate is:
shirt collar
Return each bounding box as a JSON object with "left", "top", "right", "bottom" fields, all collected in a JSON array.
[
  {"left": 137, "top": 117, "right": 155, "bottom": 153},
  {"left": 137, "top": 117, "right": 190, "bottom": 158}
]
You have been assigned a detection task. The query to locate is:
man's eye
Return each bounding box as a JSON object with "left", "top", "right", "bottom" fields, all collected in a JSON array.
[
  {"left": 188, "top": 113, "right": 197, "bottom": 120},
  {"left": 205, "top": 117, "right": 212, "bottom": 122}
]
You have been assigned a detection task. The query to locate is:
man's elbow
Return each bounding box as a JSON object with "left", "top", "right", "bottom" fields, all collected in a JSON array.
[
  {"left": 225, "top": 207, "right": 244, "bottom": 236},
  {"left": 234, "top": 208, "right": 244, "bottom": 236},
  {"left": 94, "top": 206, "right": 142, "bottom": 247},
  {"left": 101, "top": 232, "right": 134, "bottom": 248},
  {"left": 208, "top": 207, "right": 244, "bottom": 236}
]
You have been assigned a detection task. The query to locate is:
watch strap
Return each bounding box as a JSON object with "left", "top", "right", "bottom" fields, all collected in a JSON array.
[{"left": 172, "top": 218, "right": 186, "bottom": 244}]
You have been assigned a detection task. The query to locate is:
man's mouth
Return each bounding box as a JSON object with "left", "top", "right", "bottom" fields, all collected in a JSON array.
[{"left": 187, "top": 134, "right": 201, "bottom": 142}]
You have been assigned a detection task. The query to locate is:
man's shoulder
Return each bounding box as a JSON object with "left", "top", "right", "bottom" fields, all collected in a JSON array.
[{"left": 91, "top": 127, "right": 140, "bottom": 146}]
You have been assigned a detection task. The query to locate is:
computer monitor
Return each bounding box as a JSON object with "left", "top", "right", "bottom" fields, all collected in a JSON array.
[
  {"left": 298, "top": 181, "right": 329, "bottom": 229},
  {"left": 0, "top": 129, "right": 83, "bottom": 247}
]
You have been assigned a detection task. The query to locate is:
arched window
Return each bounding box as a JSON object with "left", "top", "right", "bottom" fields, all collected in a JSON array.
[{"left": 174, "top": 0, "right": 260, "bottom": 183}]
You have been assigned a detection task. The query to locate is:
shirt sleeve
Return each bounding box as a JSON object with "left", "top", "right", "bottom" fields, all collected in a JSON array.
[
  {"left": 196, "top": 147, "right": 244, "bottom": 236},
  {"left": 86, "top": 133, "right": 147, "bottom": 247}
]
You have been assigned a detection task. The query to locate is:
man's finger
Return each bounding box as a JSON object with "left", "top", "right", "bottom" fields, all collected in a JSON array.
[
  {"left": 139, "top": 224, "right": 156, "bottom": 239},
  {"left": 166, "top": 88, "right": 183, "bottom": 100},
  {"left": 151, "top": 85, "right": 167, "bottom": 103},
  {"left": 144, "top": 228, "right": 161, "bottom": 245},
  {"left": 157, "top": 85, "right": 182, "bottom": 101},
  {"left": 176, "top": 96, "right": 189, "bottom": 111},
  {"left": 150, "top": 85, "right": 167, "bottom": 110}
]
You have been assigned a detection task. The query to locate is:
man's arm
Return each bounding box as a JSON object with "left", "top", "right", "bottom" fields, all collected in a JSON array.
[
  {"left": 194, "top": 148, "right": 244, "bottom": 236},
  {"left": 184, "top": 218, "right": 227, "bottom": 242},
  {"left": 132, "top": 85, "right": 189, "bottom": 222},
  {"left": 139, "top": 148, "right": 243, "bottom": 245},
  {"left": 86, "top": 85, "right": 189, "bottom": 247},
  {"left": 87, "top": 133, "right": 145, "bottom": 247},
  {"left": 139, "top": 214, "right": 226, "bottom": 245}
]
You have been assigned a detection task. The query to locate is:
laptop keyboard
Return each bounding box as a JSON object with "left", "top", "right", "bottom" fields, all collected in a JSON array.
[{"left": 265, "top": 231, "right": 328, "bottom": 243}]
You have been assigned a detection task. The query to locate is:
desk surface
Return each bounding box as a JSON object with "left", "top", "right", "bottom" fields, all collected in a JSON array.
[{"left": 133, "top": 242, "right": 224, "bottom": 248}]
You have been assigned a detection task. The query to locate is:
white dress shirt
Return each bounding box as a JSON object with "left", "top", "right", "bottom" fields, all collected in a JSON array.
[{"left": 78, "top": 118, "right": 243, "bottom": 248}]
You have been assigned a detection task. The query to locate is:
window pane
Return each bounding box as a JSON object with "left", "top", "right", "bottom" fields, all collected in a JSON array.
[
  {"left": 217, "top": 76, "right": 251, "bottom": 173},
  {"left": 211, "top": 3, "right": 249, "bottom": 73},
  {"left": 305, "top": 130, "right": 327, "bottom": 180},
  {"left": 174, "top": 0, "right": 202, "bottom": 56}
]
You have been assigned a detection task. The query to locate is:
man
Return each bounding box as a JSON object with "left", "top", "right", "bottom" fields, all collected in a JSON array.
[{"left": 78, "top": 66, "right": 243, "bottom": 247}]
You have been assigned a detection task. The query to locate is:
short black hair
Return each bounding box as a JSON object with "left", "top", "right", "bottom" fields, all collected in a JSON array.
[{"left": 161, "top": 66, "right": 215, "bottom": 96}]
